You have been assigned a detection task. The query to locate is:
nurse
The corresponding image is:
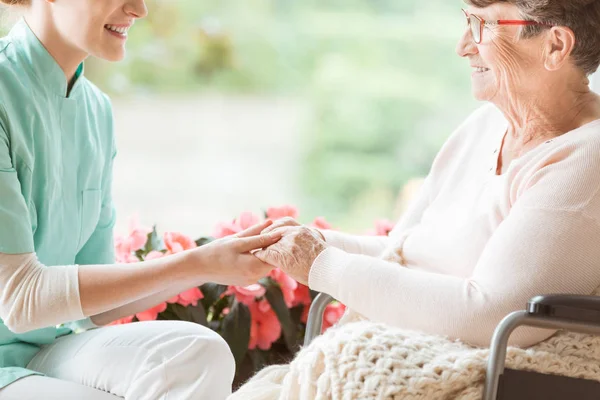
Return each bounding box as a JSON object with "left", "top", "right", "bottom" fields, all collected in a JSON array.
[{"left": 0, "top": 0, "right": 281, "bottom": 399}]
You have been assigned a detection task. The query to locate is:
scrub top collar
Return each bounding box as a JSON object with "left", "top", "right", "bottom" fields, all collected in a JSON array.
[{"left": 9, "top": 19, "right": 85, "bottom": 99}]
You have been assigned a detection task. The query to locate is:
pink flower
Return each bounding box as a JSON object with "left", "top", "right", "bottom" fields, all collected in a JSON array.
[
  {"left": 266, "top": 205, "right": 299, "bottom": 221},
  {"left": 212, "top": 221, "right": 240, "bottom": 238},
  {"left": 177, "top": 287, "right": 204, "bottom": 307},
  {"left": 225, "top": 284, "right": 266, "bottom": 306},
  {"left": 268, "top": 268, "right": 297, "bottom": 307},
  {"left": 248, "top": 300, "right": 282, "bottom": 350},
  {"left": 373, "top": 219, "right": 395, "bottom": 236},
  {"left": 311, "top": 217, "right": 332, "bottom": 230},
  {"left": 212, "top": 211, "right": 262, "bottom": 238},
  {"left": 115, "top": 241, "right": 141, "bottom": 264},
  {"left": 166, "top": 287, "right": 205, "bottom": 307},
  {"left": 322, "top": 302, "right": 346, "bottom": 332},
  {"left": 108, "top": 315, "right": 134, "bottom": 326},
  {"left": 116, "top": 216, "right": 151, "bottom": 254},
  {"left": 164, "top": 232, "right": 197, "bottom": 254},
  {"left": 136, "top": 302, "right": 167, "bottom": 321},
  {"left": 293, "top": 284, "right": 312, "bottom": 323},
  {"left": 145, "top": 251, "right": 165, "bottom": 260}
]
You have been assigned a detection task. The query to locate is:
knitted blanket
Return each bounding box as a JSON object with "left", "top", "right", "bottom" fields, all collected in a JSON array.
[{"left": 230, "top": 316, "right": 600, "bottom": 400}]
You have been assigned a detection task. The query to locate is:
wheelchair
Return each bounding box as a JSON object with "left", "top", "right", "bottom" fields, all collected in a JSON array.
[{"left": 304, "top": 293, "right": 600, "bottom": 400}]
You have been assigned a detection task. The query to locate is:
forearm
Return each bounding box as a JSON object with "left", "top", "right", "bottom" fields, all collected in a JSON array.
[
  {"left": 79, "top": 250, "right": 197, "bottom": 318},
  {"left": 318, "top": 230, "right": 391, "bottom": 257},
  {"left": 0, "top": 250, "right": 200, "bottom": 333},
  {"left": 90, "top": 278, "right": 201, "bottom": 326},
  {"left": 309, "top": 248, "right": 560, "bottom": 348}
]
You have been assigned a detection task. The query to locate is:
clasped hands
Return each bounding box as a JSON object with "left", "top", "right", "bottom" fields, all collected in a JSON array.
[
  {"left": 254, "top": 217, "right": 328, "bottom": 286},
  {"left": 198, "top": 218, "right": 327, "bottom": 287}
]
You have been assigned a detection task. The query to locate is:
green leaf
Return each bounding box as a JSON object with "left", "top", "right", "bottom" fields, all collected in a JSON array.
[
  {"left": 211, "top": 296, "right": 232, "bottom": 321},
  {"left": 260, "top": 278, "right": 299, "bottom": 352},
  {"left": 194, "top": 236, "right": 215, "bottom": 247},
  {"left": 134, "top": 249, "right": 145, "bottom": 261},
  {"left": 145, "top": 225, "right": 161, "bottom": 253},
  {"left": 248, "top": 349, "right": 268, "bottom": 372},
  {"left": 188, "top": 304, "right": 208, "bottom": 326},
  {"left": 169, "top": 303, "right": 208, "bottom": 326},
  {"left": 157, "top": 306, "right": 179, "bottom": 321},
  {"left": 221, "top": 301, "right": 251, "bottom": 369},
  {"left": 200, "top": 283, "right": 228, "bottom": 310}
]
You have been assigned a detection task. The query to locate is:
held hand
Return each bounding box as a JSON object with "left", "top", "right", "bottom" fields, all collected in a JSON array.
[
  {"left": 254, "top": 226, "right": 327, "bottom": 286},
  {"left": 194, "top": 220, "right": 283, "bottom": 286},
  {"left": 261, "top": 217, "right": 326, "bottom": 241}
]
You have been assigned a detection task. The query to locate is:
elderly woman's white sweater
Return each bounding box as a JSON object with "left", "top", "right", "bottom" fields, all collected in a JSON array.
[{"left": 311, "top": 104, "right": 600, "bottom": 348}]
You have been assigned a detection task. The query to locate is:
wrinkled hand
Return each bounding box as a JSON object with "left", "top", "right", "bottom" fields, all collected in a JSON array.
[
  {"left": 197, "top": 220, "right": 283, "bottom": 286},
  {"left": 261, "top": 216, "right": 326, "bottom": 241},
  {"left": 254, "top": 225, "right": 327, "bottom": 285}
]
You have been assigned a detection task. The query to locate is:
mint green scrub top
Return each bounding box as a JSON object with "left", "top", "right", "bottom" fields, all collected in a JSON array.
[{"left": 0, "top": 20, "right": 116, "bottom": 388}]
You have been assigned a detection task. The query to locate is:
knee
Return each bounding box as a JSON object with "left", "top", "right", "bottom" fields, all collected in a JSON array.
[{"left": 173, "top": 322, "right": 236, "bottom": 380}]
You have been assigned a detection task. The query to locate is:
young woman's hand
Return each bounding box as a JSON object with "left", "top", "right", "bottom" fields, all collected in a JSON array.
[{"left": 191, "top": 220, "right": 282, "bottom": 286}]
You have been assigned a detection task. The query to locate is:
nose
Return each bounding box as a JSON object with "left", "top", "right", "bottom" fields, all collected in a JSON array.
[
  {"left": 456, "top": 27, "right": 478, "bottom": 58},
  {"left": 124, "top": 0, "right": 148, "bottom": 19}
]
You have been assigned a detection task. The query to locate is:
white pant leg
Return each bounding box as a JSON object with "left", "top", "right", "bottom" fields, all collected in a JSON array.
[
  {"left": 26, "top": 320, "right": 235, "bottom": 400},
  {"left": 0, "top": 375, "right": 123, "bottom": 399}
]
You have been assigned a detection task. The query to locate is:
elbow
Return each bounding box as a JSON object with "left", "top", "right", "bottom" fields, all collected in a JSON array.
[
  {"left": 0, "top": 303, "right": 44, "bottom": 334},
  {"left": 2, "top": 313, "right": 37, "bottom": 334}
]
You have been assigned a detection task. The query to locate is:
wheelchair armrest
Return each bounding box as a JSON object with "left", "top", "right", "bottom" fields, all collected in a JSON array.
[
  {"left": 527, "top": 294, "right": 600, "bottom": 324},
  {"left": 303, "top": 293, "right": 335, "bottom": 347}
]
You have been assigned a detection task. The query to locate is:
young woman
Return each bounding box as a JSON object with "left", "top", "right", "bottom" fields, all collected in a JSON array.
[{"left": 0, "top": 0, "right": 281, "bottom": 398}]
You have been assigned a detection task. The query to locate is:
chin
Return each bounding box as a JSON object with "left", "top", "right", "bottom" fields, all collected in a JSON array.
[
  {"left": 471, "top": 85, "right": 495, "bottom": 102},
  {"left": 94, "top": 48, "right": 127, "bottom": 63}
]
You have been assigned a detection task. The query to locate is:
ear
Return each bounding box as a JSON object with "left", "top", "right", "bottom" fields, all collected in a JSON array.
[{"left": 543, "top": 26, "right": 576, "bottom": 71}]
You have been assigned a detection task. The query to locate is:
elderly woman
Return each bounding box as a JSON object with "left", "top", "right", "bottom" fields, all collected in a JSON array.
[{"left": 232, "top": 0, "right": 600, "bottom": 398}]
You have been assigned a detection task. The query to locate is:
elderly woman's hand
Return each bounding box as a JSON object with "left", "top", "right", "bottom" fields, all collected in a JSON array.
[
  {"left": 261, "top": 216, "right": 326, "bottom": 241},
  {"left": 254, "top": 225, "right": 328, "bottom": 285}
]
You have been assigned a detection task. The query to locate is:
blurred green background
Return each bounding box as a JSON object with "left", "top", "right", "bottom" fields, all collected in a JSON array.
[{"left": 1, "top": 0, "right": 480, "bottom": 234}]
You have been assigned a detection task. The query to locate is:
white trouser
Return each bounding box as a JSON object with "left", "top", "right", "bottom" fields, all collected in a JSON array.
[{"left": 0, "top": 320, "right": 235, "bottom": 400}]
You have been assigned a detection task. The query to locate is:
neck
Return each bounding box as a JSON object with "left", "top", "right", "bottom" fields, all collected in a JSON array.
[
  {"left": 497, "top": 74, "right": 600, "bottom": 154},
  {"left": 23, "top": 5, "right": 87, "bottom": 84}
]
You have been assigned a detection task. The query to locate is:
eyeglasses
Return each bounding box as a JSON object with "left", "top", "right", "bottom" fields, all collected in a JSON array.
[{"left": 461, "top": 8, "right": 552, "bottom": 44}]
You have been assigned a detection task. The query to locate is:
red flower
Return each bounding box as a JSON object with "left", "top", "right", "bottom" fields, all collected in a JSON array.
[
  {"left": 225, "top": 284, "right": 266, "bottom": 306},
  {"left": 268, "top": 269, "right": 297, "bottom": 307},
  {"left": 248, "top": 300, "right": 282, "bottom": 351},
  {"left": 365, "top": 219, "right": 395, "bottom": 236},
  {"left": 136, "top": 302, "right": 168, "bottom": 321},
  {"left": 266, "top": 205, "right": 299, "bottom": 220},
  {"left": 213, "top": 211, "right": 261, "bottom": 238},
  {"left": 322, "top": 302, "right": 346, "bottom": 332},
  {"left": 311, "top": 217, "right": 332, "bottom": 230},
  {"left": 164, "top": 232, "right": 197, "bottom": 254},
  {"left": 293, "top": 284, "right": 312, "bottom": 323}
]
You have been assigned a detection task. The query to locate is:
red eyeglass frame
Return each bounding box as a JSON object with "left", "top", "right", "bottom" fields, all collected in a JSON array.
[{"left": 461, "top": 8, "right": 553, "bottom": 44}]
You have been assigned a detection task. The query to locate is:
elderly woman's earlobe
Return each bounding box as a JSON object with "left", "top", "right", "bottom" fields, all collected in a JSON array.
[{"left": 543, "top": 26, "right": 577, "bottom": 72}]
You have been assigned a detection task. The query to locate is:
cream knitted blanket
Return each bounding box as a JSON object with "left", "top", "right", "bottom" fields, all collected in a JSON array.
[{"left": 230, "top": 314, "right": 600, "bottom": 400}]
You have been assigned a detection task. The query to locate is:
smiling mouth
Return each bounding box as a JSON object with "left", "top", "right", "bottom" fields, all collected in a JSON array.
[
  {"left": 472, "top": 67, "right": 490, "bottom": 73},
  {"left": 104, "top": 24, "right": 130, "bottom": 37}
]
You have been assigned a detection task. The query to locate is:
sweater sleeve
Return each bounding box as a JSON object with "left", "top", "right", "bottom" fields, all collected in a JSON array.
[
  {"left": 0, "top": 252, "right": 86, "bottom": 333},
  {"left": 309, "top": 205, "right": 600, "bottom": 348}
]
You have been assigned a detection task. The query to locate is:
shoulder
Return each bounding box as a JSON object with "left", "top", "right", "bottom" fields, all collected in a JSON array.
[
  {"left": 514, "top": 120, "right": 600, "bottom": 215},
  {"left": 449, "top": 103, "right": 504, "bottom": 145},
  {"left": 76, "top": 78, "right": 116, "bottom": 160},
  {"left": 428, "top": 103, "right": 504, "bottom": 172},
  {"left": 0, "top": 38, "right": 31, "bottom": 100},
  {"left": 79, "top": 77, "right": 113, "bottom": 118}
]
